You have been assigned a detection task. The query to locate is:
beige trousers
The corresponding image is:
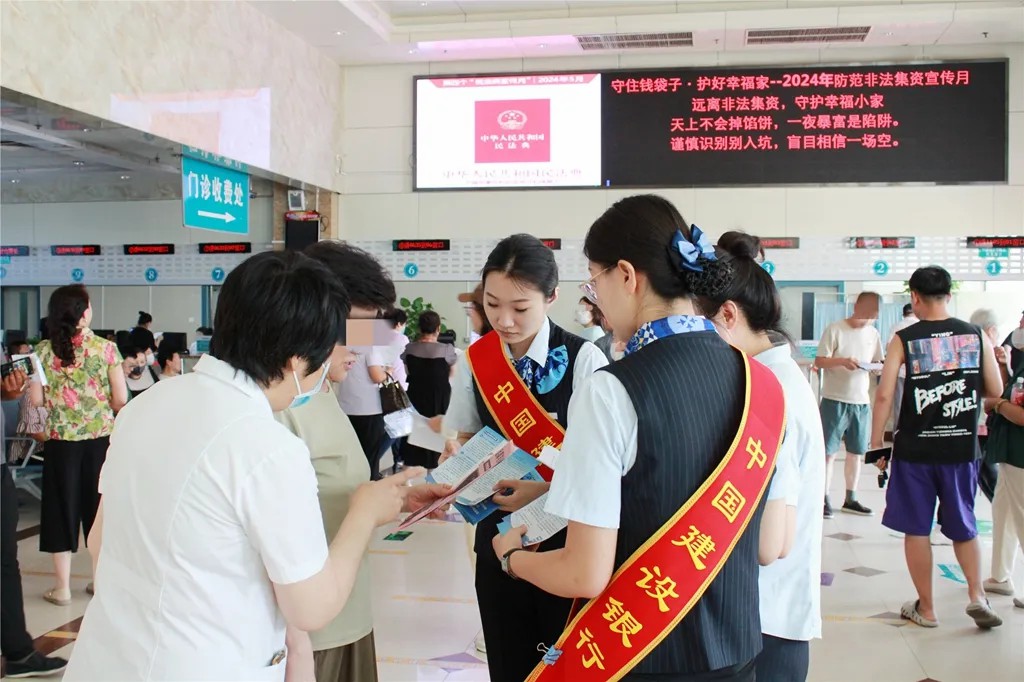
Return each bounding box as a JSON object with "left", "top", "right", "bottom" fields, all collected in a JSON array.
[{"left": 991, "top": 464, "right": 1024, "bottom": 583}]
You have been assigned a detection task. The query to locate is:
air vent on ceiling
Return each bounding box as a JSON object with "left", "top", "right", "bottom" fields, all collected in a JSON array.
[
  {"left": 575, "top": 32, "right": 694, "bottom": 51},
  {"left": 746, "top": 26, "right": 870, "bottom": 45}
]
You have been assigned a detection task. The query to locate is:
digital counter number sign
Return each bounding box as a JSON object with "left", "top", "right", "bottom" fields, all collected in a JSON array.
[
  {"left": 540, "top": 239, "right": 562, "bottom": 250},
  {"left": 760, "top": 238, "right": 800, "bottom": 249},
  {"left": 198, "top": 242, "right": 252, "bottom": 254},
  {"left": 392, "top": 240, "right": 451, "bottom": 252},
  {"left": 966, "top": 236, "right": 1024, "bottom": 249},
  {"left": 602, "top": 60, "right": 1007, "bottom": 187},
  {"left": 124, "top": 244, "right": 175, "bottom": 256},
  {"left": 51, "top": 245, "right": 101, "bottom": 256},
  {"left": 0, "top": 246, "right": 30, "bottom": 257},
  {"left": 848, "top": 237, "right": 917, "bottom": 249}
]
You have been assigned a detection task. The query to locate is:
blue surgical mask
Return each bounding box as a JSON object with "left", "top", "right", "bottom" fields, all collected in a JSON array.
[{"left": 289, "top": 362, "right": 330, "bottom": 409}]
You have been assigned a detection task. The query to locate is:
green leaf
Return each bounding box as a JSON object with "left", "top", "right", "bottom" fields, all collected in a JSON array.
[{"left": 400, "top": 298, "right": 411, "bottom": 308}]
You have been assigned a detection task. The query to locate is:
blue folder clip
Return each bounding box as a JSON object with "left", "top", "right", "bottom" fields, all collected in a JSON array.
[{"left": 542, "top": 646, "right": 563, "bottom": 666}]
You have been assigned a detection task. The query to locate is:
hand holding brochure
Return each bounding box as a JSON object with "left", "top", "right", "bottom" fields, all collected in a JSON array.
[
  {"left": 496, "top": 492, "right": 568, "bottom": 546},
  {"left": 398, "top": 427, "right": 540, "bottom": 529}
]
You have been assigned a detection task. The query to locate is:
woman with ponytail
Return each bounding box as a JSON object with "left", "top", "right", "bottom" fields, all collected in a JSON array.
[
  {"left": 29, "top": 285, "right": 127, "bottom": 606},
  {"left": 494, "top": 196, "right": 795, "bottom": 681},
  {"left": 696, "top": 232, "right": 822, "bottom": 682}
]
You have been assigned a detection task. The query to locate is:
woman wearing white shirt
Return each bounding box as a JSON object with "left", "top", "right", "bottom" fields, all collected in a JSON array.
[
  {"left": 696, "top": 232, "right": 824, "bottom": 682},
  {"left": 493, "top": 196, "right": 794, "bottom": 682},
  {"left": 441, "top": 234, "right": 607, "bottom": 682},
  {"left": 65, "top": 252, "right": 448, "bottom": 681}
]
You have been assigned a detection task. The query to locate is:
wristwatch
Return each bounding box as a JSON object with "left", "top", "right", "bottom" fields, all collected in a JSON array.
[{"left": 501, "top": 548, "right": 525, "bottom": 580}]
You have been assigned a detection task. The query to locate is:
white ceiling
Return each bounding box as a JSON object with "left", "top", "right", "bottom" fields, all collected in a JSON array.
[{"left": 249, "top": 0, "right": 1024, "bottom": 65}]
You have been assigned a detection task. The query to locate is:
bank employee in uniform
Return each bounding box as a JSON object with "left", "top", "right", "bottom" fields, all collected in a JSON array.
[
  {"left": 494, "top": 195, "right": 792, "bottom": 682},
  {"left": 696, "top": 232, "right": 823, "bottom": 682},
  {"left": 442, "top": 234, "right": 608, "bottom": 682}
]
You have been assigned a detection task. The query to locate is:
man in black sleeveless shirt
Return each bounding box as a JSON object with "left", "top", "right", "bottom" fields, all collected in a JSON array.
[{"left": 870, "top": 267, "right": 1005, "bottom": 630}]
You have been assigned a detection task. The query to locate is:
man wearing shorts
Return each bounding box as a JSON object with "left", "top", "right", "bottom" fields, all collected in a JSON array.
[
  {"left": 815, "top": 292, "right": 883, "bottom": 518},
  {"left": 871, "top": 266, "right": 1004, "bottom": 629}
]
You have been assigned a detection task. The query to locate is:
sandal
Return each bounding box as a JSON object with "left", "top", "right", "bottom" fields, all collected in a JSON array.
[
  {"left": 900, "top": 599, "right": 938, "bottom": 628},
  {"left": 966, "top": 600, "right": 1003, "bottom": 629},
  {"left": 43, "top": 589, "right": 71, "bottom": 607}
]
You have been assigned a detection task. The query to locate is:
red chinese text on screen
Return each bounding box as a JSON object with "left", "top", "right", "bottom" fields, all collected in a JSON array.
[
  {"left": 609, "top": 69, "right": 972, "bottom": 94},
  {"left": 475, "top": 99, "right": 551, "bottom": 164}
]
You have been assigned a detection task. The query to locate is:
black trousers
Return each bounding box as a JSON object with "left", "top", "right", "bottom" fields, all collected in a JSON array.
[
  {"left": 625, "top": 659, "right": 756, "bottom": 681},
  {"left": 40, "top": 437, "right": 107, "bottom": 554},
  {"left": 1, "top": 464, "right": 34, "bottom": 660},
  {"left": 347, "top": 414, "right": 388, "bottom": 481},
  {"left": 755, "top": 634, "right": 809, "bottom": 682},
  {"left": 475, "top": 549, "right": 573, "bottom": 682},
  {"left": 979, "top": 436, "right": 998, "bottom": 503}
]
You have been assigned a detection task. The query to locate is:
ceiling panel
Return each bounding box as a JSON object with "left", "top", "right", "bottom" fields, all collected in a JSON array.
[
  {"left": 456, "top": 1, "right": 570, "bottom": 14},
  {"left": 387, "top": 1, "right": 464, "bottom": 18}
]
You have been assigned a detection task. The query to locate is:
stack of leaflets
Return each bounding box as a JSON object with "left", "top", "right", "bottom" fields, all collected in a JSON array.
[{"left": 398, "top": 427, "right": 543, "bottom": 530}]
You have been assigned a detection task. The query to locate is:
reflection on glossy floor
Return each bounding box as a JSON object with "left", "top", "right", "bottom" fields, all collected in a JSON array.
[{"left": 5, "top": 461, "right": 1024, "bottom": 681}]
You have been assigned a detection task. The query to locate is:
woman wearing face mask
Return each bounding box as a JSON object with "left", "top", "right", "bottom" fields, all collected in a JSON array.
[
  {"left": 121, "top": 346, "right": 159, "bottom": 399},
  {"left": 493, "top": 196, "right": 791, "bottom": 682},
  {"left": 63, "top": 252, "right": 450, "bottom": 681},
  {"left": 575, "top": 297, "right": 606, "bottom": 343},
  {"left": 441, "top": 234, "right": 608, "bottom": 682},
  {"left": 1002, "top": 310, "right": 1024, "bottom": 375},
  {"left": 695, "top": 232, "right": 819, "bottom": 682}
]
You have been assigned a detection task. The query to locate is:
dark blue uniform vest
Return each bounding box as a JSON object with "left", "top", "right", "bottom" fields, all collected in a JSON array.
[{"left": 604, "top": 331, "right": 766, "bottom": 676}]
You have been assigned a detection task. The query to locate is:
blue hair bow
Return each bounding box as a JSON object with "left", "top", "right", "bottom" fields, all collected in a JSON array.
[{"left": 670, "top": 225, "right": 717, "bottom": 273}]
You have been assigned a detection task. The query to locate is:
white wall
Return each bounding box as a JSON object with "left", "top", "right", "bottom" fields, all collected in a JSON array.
[
  {"left": 339, "top": 44, "right": 1024, "bottom": 241},
  {"left": 0, "top": 197, "right": 273, "bottom": 246}
]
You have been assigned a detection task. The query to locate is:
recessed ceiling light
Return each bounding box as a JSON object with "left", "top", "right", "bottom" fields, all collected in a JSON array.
[
  {"left": 10, "top": 179, "right": 20, "bottom": 184},
  {"left": 420, "top": 2, "right": 428, "bottom": 6},
  {"left": 82, "top": 127, "right": 91, "bottom": 132},
  {"left": 336, "top": 30, "right": 345, "bottom": 36},
  {"left": 408, "top": 48, "right": 417, "bottom": 54},
  {"left": 885, "top": 31, "right": 893, "bottom": 37},
  {"left": 120, "top": 175, "right": 131, "bottom": 180},
  {"left": 73, "top": 161, "right": 85, "bottom": 167},
  {"left": 538, "top": 43, "right": 546, "bottom": 48}
]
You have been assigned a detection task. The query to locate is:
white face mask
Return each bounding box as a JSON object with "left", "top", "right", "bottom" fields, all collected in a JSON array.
[
  {"left": 145, "top": 352, "right": 155, "bottom": 366},
  {"left": 1012, "top": 327, "right": 1024, "bottom": 350},
  {"left": 575, "top": 310, "right": 594, "bottom": 326}
]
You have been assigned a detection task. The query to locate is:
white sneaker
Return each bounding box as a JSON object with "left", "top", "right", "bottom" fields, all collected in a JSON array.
[
  {"left": 475, "top": 633, "right": 487, "bottom": 654},
  {"left": 966, "top": 600, "right": 1003, "bottom": 629},
  {"left": 983, "top": 578, "right": 1016, "bottom": 596}
]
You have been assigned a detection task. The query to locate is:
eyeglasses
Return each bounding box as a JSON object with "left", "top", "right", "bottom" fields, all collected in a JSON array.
[{"left": 579, "top": 267, "right": 613, "bottom": 304}]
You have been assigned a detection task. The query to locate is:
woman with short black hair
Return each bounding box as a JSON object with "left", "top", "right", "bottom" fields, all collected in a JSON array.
[
  {"left": 400, "top": 311, "right": 457, "bottom": 469},
  {"left": 494, "top": 196, "right": 792, "bottom": 682},
  {"left": 129, "top": 311, "right": 157, "bottom": 355},
  {"left": 442, "top": 233, "right": 608, "bottom": 682},
  {"left": 64, "top": 251, "right": 449, "bottom": 681}
]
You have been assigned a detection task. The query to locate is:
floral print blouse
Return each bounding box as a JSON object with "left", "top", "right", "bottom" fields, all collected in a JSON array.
[{"left": 36, "top": 329, "right": 122, "bottom": 441}]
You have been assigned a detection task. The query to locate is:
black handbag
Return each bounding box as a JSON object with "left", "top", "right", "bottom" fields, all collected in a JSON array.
[{"left": 379, "top": 373, "right": 412, "bottom": 415}]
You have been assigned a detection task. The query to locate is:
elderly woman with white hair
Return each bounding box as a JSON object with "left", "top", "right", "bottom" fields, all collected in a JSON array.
[{"left": 970, "top": 308, "right": 1009, "bottom": 503}]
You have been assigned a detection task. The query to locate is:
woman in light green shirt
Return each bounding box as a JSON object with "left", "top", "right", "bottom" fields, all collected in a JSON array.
[{"left": 277, "top": 344, "right": 378, "bottom": 682}]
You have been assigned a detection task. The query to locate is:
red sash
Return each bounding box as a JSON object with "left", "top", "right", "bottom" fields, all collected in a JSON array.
[
  {"left": 527, "top": 351, "right": 786, "bottom": 682},
  {"left": 465, "top": 331, "right": 564, "bottom": 481}
]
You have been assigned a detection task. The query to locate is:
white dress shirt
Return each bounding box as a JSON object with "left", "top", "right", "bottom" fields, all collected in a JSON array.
[
  {"left": 443, "top": 318, "right": 608, "bottom": 436},
  {"left": 755, "top": 343, "right": 826, "bottom": 642},
  {"left": 65, "top": 355, "right": 328, "bottom": 681},
  {"left": 545, "top": 343, "right": 798, "bottom": 530}
]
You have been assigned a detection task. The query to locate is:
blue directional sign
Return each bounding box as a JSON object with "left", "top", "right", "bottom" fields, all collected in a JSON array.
[
  {"left": 182, "top": 156, "right": 249, "bottom": 234},
  {"left": 71, "top": 268, "right": 84, "bottom": 282},
  {"left": 761, "top": 261, "right": 776, "bottom": 276},
  {"left": 145, "top": 268, "right": 159, "bottom": 283},
  {"left": 403, "top": 263, "right": 420, "bottom": 278},
  {"left": 986, "top": 260, "right": 1002, "bottom": 276},
  {"left": 211, "top": 267, "right": 226, "bottom": 283},
  {"left": 872, "top": 260, "right": 890, "bottom": 276}
]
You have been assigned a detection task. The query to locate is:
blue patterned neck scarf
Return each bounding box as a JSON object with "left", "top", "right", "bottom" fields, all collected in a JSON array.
[
  {"left": 513, "top": 345, "right": 569, "bottom": 395},
  {"left": 624, "top": 315, "right": 716, "bottom": 357}
]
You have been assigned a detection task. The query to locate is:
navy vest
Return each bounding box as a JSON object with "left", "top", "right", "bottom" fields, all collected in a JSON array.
[
  {"left": 605, "top": 331, "right": 765, "bottom": 675},
  {"left": 471, "top": 322, "right": 585, "bottom": 556}
]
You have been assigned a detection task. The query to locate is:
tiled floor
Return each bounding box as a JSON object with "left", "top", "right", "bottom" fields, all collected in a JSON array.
[{"left": 5, "top": 458, "right": 1024, "bottom": 681}]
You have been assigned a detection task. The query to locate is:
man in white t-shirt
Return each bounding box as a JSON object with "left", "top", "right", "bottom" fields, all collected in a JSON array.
[{"left": 815, "top": 292, "right": 883, "bottom": 519}]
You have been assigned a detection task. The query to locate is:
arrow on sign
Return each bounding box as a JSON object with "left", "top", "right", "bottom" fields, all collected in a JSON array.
[
  {"left": 938, "top": 564, "right": 966, "bottom": 584},
  {"left": 197, "top": 210, "right": 236, "bottom": 224}
]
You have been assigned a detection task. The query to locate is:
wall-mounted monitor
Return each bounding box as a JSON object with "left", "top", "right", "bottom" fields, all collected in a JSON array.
[
  {"left": 414, "top": 73, "right": 603, "bottom": 190},
  {"left": 413, "top": 60, "right": 1007, "bottom": 190}
]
